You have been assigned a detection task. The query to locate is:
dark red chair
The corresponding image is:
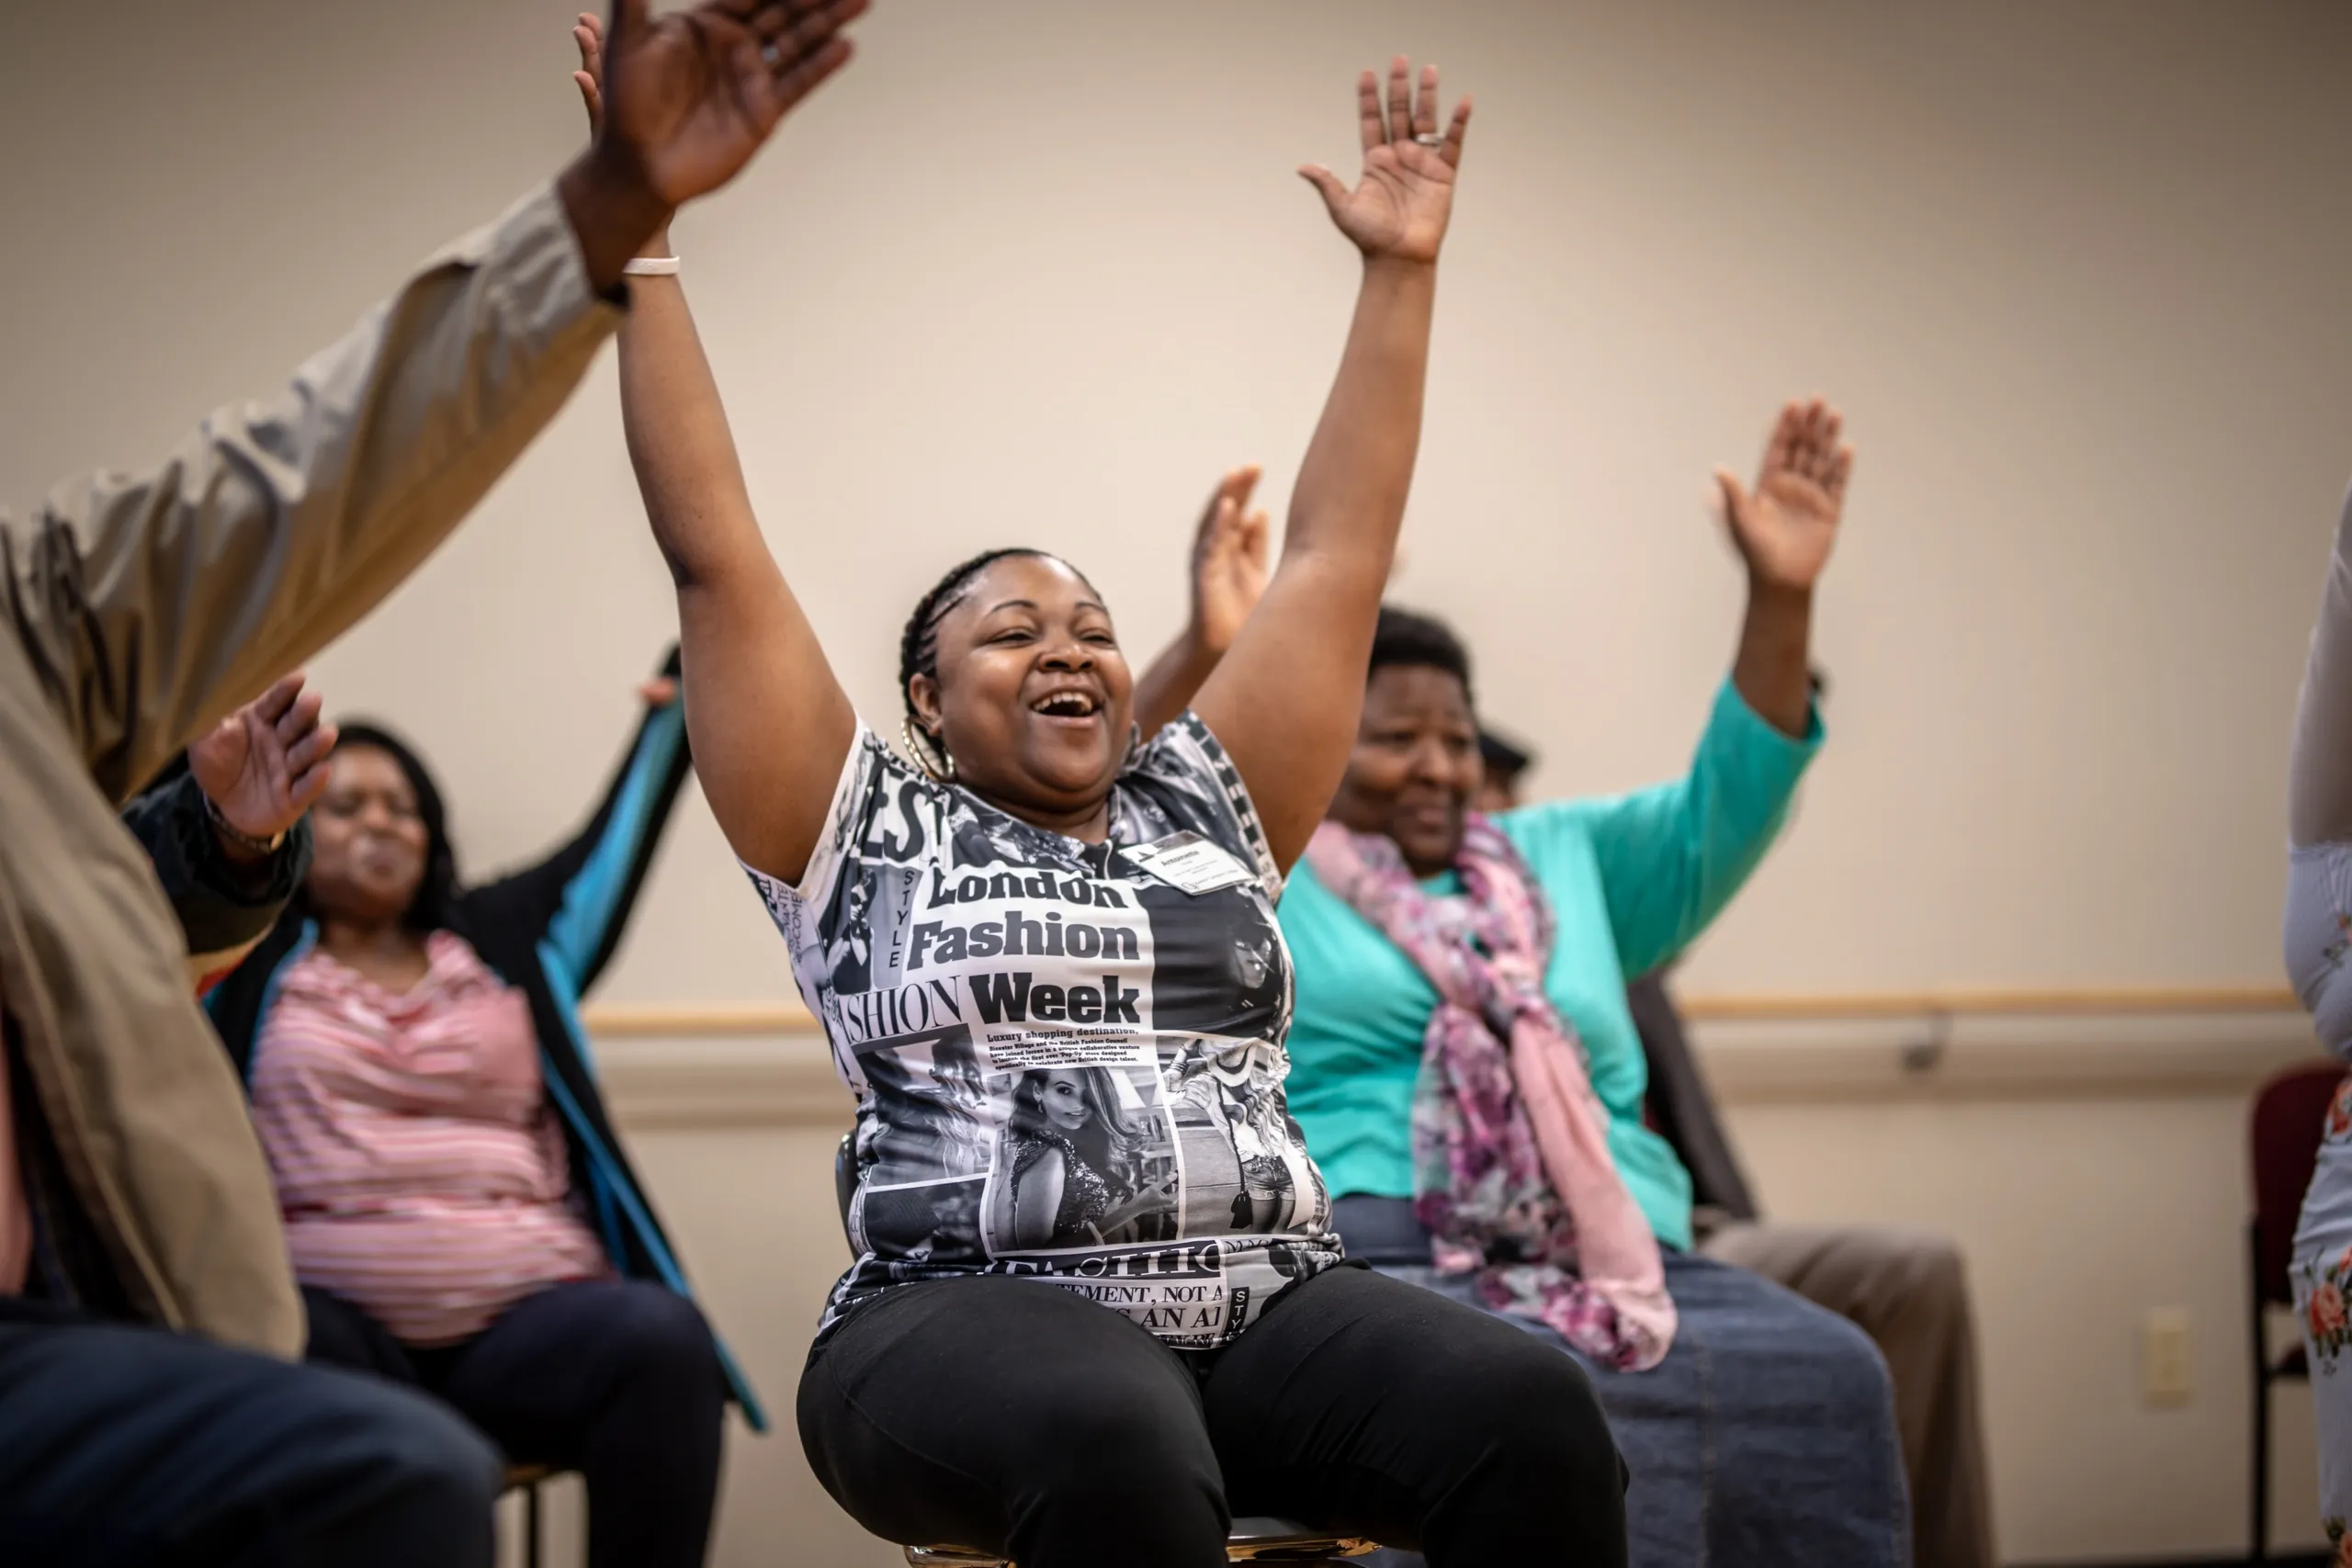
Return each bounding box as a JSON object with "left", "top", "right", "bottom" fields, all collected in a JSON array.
[{"left": 2249, "top": 1058, "right": 2348, "bottom": 1562}]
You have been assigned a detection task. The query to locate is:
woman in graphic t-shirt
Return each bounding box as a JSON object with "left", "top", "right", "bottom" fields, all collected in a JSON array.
[{"left": 576, "top": 17, "right": 1625, "bottom": 1567}]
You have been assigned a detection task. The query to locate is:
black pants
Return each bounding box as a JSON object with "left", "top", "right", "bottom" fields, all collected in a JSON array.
[
  {"left": 0, "top": 1298, "right": 500, "bottom": 1567},
  {"left": 304, "top": 1279, "right": 727, "bottom": 1568},
  {"left": 797, "top": 1263, "right": 1628, "bottom": 1568}
]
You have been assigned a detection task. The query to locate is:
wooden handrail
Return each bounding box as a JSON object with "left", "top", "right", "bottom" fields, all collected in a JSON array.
[
  {"left": 581, "top": 985, "right": 2303, "bottom": 1037},
  {"left": 1673, "top": 985, "right": 2298, "bottom": 1021}
]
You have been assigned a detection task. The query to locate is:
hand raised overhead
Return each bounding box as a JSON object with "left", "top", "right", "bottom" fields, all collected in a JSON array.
[
  {"left": 1714, "top": 399, "right": 1854, "bottom": 593},
  {"left": 589, "top": 0, "right": 864, "bottom": 204},
  {"left": 1299, "top": 57, "right": 1472, "bottom": 266},
  {"left": 560, "top": 0, "right": 867, "bottom": 288},
  {"left": 1189, "top": 467, "right": 1272, "bottom": 654}
]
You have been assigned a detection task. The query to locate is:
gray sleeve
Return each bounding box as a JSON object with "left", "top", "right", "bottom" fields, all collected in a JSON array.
[{"left": 2290, "top": 486, "right": 2352, "bottom": 848}]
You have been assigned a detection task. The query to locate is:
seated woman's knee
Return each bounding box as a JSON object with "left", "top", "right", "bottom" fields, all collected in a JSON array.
[
  {"left": 1797, "top": 1301, "right": 1899, "bottom": 1427},
  {"left": 322, "top": 1368, "right": 503, "bottom": 1513},
  {"left": 595, "top": 1281, "right": 723, "bottom": 1382},
  {"left": 1422, "top": 1323, "right": 1623, "bottom": 1490},
  {"left": 1035, "top": 1393, "right": 1217, "bottom": 1495},
  {"left": 1491, "top": 1344, "right": 1622, "bottom": 1483}
]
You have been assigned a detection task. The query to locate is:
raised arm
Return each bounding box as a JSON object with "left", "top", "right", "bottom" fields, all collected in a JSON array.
[
  {"left": 1713, "top": 398, "right": 1853, "bottom": 739},
  {"left": 468, "top": 649, "right": 695, "bottom": 989},
  {"left": 2, "top": 0, "right": 848, "bottom": 803},
  {"left": 1191, "top": 59, "right": 1470, "bottom": 869},
  {"left": 126, "top": 673, "right": 333, "bottom": 992},
  {"left": 1548, "top": 401, "right": 1848, "bottom": 976},
  {"left": 577, "top": 12, "right": 860, "bottom": 886},
  {"left": 1133, "top": 466, "right": 1271, "bottom": 739}
]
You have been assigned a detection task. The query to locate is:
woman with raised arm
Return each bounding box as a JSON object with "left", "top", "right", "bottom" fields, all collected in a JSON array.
[
  {"left": 578, "top": 21, "right": 1625, "bottom": 1567},
  {"left": 2286, "top": 484, "right": 2352, "bottom": 1559},
  {"left": 204, "top": 656, "right": 756, "bottom": 1568},
  {"left": 1138, "top": 405, "right": 1911, "bottom": 1568}
]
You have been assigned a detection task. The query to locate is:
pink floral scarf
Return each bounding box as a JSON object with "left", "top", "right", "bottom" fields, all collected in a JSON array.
[{"left": 1306, "top": 818, "right": 1675, "bottom": 1371}]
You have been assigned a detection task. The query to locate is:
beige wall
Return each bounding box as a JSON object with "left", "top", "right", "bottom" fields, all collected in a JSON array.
[
  {"left": 6, "top": 0, "right": 2350, "bottom": 1003},
  {"left": 8, "top": 1, "right": 2352, "bottom": 1563}
]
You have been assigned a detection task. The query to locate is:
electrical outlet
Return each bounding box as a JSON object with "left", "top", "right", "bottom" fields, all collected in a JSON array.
[{"left": 2142, "top": 1308, "right": 2192, "bottom": 1405}]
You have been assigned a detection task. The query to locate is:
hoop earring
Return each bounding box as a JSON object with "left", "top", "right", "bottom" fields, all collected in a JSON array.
[{"left": 901, "top": 716, "right": 956, "bottom": 783}]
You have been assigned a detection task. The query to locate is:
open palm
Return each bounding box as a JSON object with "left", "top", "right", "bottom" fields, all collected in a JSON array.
[
  {"left": 1715, "top": 399, "right": 1853, "bottom": 592},
  {"left": 582, "top": 0, "right": 865, "bottom": 209},
  {"left": 1301, "top": 58, "right": 1472, "bottom": 265},
  {"left": 1190, "top": 467, "right": 1272, "bottom": 652},
  {"left": 188, "top": 673, "right": 336, "bottom": 841}
]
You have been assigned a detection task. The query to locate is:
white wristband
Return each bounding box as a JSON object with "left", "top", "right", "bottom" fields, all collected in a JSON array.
[{"left": 623, "top": 255, "right": 681, "bottom": 276}]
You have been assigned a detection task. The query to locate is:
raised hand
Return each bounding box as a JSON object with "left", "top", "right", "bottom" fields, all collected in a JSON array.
[
  {"left": 188, "top": 673, "right": 337, "bottom": 848},
  {"left": 1714, "top": 399, "right": 1854, "bottom": 593},
  {"left": 1189, "top": 467, "right": 1272, "bottom": 654},
  {"left": 1299, "top": 58, "right": 1472, "bottom": 266},
  {"left": 575, "top": 13, "right": 611, "bottom": 136},
  {"left": 559, "top": 0, "right": 867, "bottom": 289},
  {"left": 595, "top": 0, "right": 863, "bottom": 206}
]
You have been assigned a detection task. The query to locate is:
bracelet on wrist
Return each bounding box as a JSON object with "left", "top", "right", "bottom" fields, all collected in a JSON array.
[{"left": 202, "top": 791, "right": 287, "bottom": 857}]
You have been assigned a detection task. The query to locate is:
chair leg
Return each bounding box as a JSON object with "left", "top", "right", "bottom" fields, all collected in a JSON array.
[
  {"left": 526, "top": 1479, "right": 543, "bottom": 1568},
  {"left": 2252, "top": 1220, "right": 2271, "bottom": 1565},
  {"left": 2256, "top": 1365, "right": 2272, "bottom": 1565}
]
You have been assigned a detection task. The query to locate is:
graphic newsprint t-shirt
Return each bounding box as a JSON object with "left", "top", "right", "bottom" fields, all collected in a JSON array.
[{"left": 746, "top": 713, "right": 1340, "bottom": 1350}]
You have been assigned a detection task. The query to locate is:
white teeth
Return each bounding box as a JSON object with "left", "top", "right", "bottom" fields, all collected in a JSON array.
[{"left": 1034, "top": 693, "right": 1095, "bottom": 716}]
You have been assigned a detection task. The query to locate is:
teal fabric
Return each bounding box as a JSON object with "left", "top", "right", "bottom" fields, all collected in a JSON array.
[{"left": 1277, "top": 680, "right": 1822, "bottom": 1251}]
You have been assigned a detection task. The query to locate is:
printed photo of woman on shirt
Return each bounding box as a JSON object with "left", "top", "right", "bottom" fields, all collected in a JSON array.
[
  {"left": 989, "top": 1066, "right": 1178, "bottom": 1250},
  {"left": 851, "top": 1027, "right": 992, "bottom": 1188}
]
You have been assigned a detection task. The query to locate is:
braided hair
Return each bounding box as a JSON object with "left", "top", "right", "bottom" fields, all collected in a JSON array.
[{"left": 898, "top": 546, "right": 1100, "bottom": 773}]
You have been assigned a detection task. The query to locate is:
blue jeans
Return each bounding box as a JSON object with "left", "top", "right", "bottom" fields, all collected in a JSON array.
[
  {"left": 0, "top": 1300, "right": 500, "bottom": 1567},
  {"left": 1335, "top": 1197, "right": 1910, "bottom": 1568}
]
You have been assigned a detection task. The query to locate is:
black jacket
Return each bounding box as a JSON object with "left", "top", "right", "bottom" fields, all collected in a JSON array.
[
  {"left": 120, "top": 770, "right": 311, "bottom": 993},
  {"left": 1626, "top": 971, "right": 1760, "bottom": 1224}
]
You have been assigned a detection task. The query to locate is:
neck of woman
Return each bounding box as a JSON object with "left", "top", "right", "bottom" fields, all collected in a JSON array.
[
  {"left": 1403, "top": 850, "right": 1454, "bottom": 880},
  {"left": 315, "top": 914, "right": 428, "bottom": 967},
  {"left": 983, "top": 791, "right": 1114, "bottom": 845}
]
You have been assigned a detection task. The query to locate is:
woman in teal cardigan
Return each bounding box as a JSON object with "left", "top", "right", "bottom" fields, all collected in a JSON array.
[{"left": 1162, "top": 402, "right": 1905, "bottom": 1568}]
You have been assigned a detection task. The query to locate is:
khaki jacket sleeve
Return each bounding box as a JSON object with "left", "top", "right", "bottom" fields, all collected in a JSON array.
[{"left": 0, "top": 183, "right": 624, "bottom": 803}]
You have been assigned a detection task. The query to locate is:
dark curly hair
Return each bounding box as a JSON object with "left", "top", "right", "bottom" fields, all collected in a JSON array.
[
  {"left": 897, "top": 547, "right": 1102, "bottom": 773},
  {"left": 304, "top": 721, "right": 459, "bottom": 933},
  {"left": 1369, "top": 604, "right": 1474, "bottom": 705}
]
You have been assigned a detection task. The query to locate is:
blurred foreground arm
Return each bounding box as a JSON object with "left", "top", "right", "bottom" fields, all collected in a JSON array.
[{"left": 1, "top": 0, "right": 830, "bottom": 800}]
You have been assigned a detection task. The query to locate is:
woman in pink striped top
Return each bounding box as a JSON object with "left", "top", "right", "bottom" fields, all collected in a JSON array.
[{"left": 209, "top": 660, "right": 758, "bottom": 1568}]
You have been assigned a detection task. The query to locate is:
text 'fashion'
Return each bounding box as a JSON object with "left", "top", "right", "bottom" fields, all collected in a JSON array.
[{"left": 746, "top": 715, "right": 1340, "bottom": 1348}]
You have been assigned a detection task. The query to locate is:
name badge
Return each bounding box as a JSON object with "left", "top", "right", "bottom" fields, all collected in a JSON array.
[{"left": 1120, "top": 831, "right": 1256, "bottom": 897}]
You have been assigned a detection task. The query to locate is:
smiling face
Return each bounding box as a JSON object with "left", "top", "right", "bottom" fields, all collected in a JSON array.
[
  {"left": 1040, "top": 1069, "right": 1093, "bottom": 1133},
  {"left": 909, "top": 554, "right": 1134, "bottom": 828},
  {"left": 1326, "top": 663, "right": 1483, "bottom": 878},
  {"left": 306, "top": 744, "right": 431, "bottom": 925}
]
